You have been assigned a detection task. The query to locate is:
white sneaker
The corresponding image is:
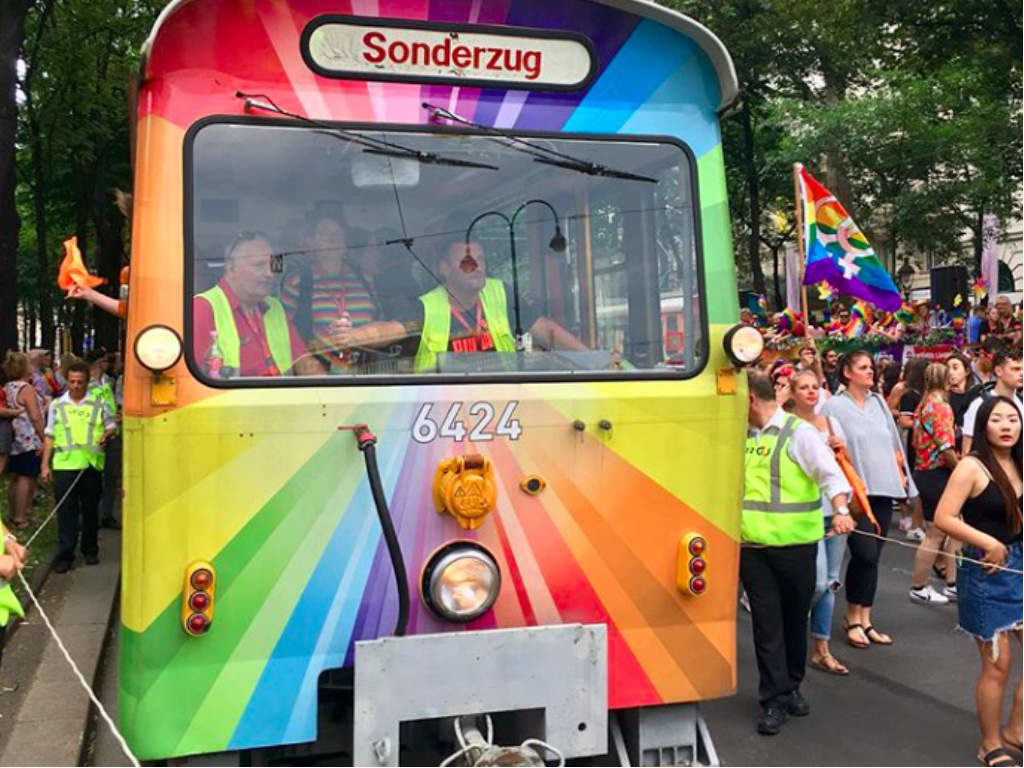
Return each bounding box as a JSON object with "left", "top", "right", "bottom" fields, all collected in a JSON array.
[
  {"left": 739, "top": 591, "right": 751, "bottom": 613},
  {"left": 942, "top": 584, "right": 958, "bottom": 602},
  {"left": 905, "top": 527, "right": 925, "bottom": 542},
  {"left": 909, "top": 585, "right": 950, "bottom": 605}
]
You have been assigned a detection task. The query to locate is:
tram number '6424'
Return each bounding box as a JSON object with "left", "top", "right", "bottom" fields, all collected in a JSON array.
[{"left": 411, "top": 401, "right": 523, "bottom": 444}]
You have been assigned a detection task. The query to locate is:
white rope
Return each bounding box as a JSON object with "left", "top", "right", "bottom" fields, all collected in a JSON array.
[
  {"left": 849, "top": 528, "right": 1024, "bottom": 575},
  {"left": 15, "top": 570, "right": 140, "bottom": 767},
  {"left": 22, "top": 468, "right": 85, "bottom": 549}
]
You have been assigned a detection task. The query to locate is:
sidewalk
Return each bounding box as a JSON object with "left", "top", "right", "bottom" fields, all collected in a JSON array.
[{"left": 0, "top": 532, "right": 121, "bottom": 767}]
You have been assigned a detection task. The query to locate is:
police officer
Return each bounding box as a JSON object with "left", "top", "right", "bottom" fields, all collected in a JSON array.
[
  {"left": 742, "top": 372, "right": 854, "bottom": 735},
  {"left": 40, "top": 361, "right": 116, "bottom": 573}
]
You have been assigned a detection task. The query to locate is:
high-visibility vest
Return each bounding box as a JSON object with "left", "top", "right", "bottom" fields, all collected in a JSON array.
[
  {"left": 742, "top": 415, "right": 824, "bottom": 546},
  {"left": 51, "top": 395, "right": 107, "bottom": 471},
  {"left": 196, "top": 285, "right": 293, "bottom": 375},
  {"left": 89, "top": 380, "right": 117, "bottom": 415},
  {"left": 414, "top": 279, "right": 517, "bottom": 373},
  {"left": 0, "top": 538, "right": 24, "bottom": 628}
]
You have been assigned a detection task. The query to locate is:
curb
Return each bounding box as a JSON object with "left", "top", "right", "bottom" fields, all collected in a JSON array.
[{"left": 5, "top": 549, "right": 57, "bottom": 647}]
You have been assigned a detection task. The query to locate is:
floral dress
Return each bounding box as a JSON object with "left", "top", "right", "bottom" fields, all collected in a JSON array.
[{"left": 4, "top": 381, "right": 43, "bottom": 456}]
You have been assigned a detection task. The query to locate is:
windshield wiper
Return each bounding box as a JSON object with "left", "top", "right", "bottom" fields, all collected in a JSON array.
[
  {"left": 422, "top": 102, "right": 658, "bottom": 183},
  {"left": 236, "top": 92, "right": 499, "bottom": 171}
]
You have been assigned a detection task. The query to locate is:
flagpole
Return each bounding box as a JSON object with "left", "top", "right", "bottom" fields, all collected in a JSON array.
[{"left": 793, "top": 162, "right": 809, "bottom": 335}]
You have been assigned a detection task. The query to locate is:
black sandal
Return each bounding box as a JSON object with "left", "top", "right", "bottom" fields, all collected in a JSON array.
[
  {"left": 843, "top": 620, "right": 870, "bottom": 649},
  {"left": 864, "top": 625, "right": 894, "bottom": 645},
  {"left": 979, "top": 747, "right": 1019, "bottom": 767}
]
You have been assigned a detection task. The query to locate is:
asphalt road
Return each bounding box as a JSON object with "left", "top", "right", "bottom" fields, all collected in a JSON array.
[
  {"left": 703, "top": 532, "right": 1017, "bottom": 767},
  {"left": 88, "top": 528, "right": 1020, "bottom": 767}
]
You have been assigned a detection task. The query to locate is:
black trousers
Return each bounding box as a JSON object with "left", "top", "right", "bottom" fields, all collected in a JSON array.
[
  {"left": 55, "top": 468, "right": 103, "bottom": 563},
  {"left": 0, "top": 622, "right": 6, "bottom": 671},
  {"left": 740, "top": 543, "right": 818, "bottom": 705},
  {"left": 845, "top": 495, "right": 895, "bottom": 607},
  {"left": 99, "top": 434, "right": 122, "bottom": 523}
]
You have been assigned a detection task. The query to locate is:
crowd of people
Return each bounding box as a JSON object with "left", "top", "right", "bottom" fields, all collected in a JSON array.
[
  {"left": 0, "top": 347, "right": 123, "bottom": 578},
  {"left": 742, "top": 323, "right": 1022, "bottom": 767}
]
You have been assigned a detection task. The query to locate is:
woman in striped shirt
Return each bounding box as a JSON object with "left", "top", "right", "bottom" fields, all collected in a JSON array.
[{"left": 281, "top": 214, "right": 379, "bottom": 372}]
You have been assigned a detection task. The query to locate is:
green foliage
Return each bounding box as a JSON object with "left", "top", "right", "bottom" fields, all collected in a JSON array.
[
  {"left": 14, "top": 0, "right": 159, "bottom": 349},
  {"left": 663, "top": 0, "right": 1021, "bottom": 296}
]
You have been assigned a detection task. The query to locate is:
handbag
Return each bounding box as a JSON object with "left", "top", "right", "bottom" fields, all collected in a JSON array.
[{"left": 825, "top": 417, "right": 881, "bottom": 534}]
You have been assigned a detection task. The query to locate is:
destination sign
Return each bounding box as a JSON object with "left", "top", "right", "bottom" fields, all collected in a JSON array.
[{"left": 301, "top": 16, "right": 596, "bottom": 91}]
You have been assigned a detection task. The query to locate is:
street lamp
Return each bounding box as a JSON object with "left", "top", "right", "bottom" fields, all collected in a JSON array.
[
  {"left": 896, "top": 258, "right": 915, "bottom": 298},
  {"left": 465, "top": 199, "right": 566, "bottom": 348}
]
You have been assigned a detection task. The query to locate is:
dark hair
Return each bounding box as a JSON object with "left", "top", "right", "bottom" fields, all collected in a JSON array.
[
  {"left": 903, "top": 356, "right": 929, "bottom": 395},
  {"left": 981, "top": 336, "right": 1003, "bottom": 357},
  {"left": 838, "top": 349, "right": 873, "bottom": 386},
  {"left": 970, "top": 395, "right": 1023, "bottom": 536},
  {"left": 993, "top": 347, "right": 1022, "bottom": 370},
  {"left": 748, "top": 371, "right": 776, "bottom": 402},
  {"left": 881, "top": 362, "right": 903, "bottom": 397},
  {"left": 65, "top": 361, "right": 90, "bottom": 379}
]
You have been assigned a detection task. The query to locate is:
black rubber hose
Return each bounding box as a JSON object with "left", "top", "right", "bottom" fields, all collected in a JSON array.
[{"left": 360, "top": 441, "right": 410, "bottom": 637}]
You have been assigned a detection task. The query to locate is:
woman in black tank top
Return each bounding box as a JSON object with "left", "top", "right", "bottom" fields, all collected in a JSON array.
[{"left": 934, "top": 396, "right": 1022, "bottom": 767}]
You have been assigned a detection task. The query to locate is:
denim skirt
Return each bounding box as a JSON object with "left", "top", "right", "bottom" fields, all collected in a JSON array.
[{"left": 957, "top": 541, "right": 1023, "bottom": 643}]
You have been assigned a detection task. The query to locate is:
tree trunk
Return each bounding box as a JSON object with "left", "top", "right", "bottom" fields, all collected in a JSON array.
[
  {"left": 92, "top": 185, "right": 124, "bottom": 352},
  {"left": 25, "top": 97, "right": 54, "bottom": 350},
  {"left": 0, "top": 0, "right": 29, "bottom": 356},
  {"left": 771, "top": 246, "right": 783, "bottom": 309},
  {"left": 739, "top": 102, "right": 767, "bottom": 297}
]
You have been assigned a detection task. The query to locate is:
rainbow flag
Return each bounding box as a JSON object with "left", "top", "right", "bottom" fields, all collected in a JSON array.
[{"left": 798, "top": 166, "right": 902, "bottom": 312}]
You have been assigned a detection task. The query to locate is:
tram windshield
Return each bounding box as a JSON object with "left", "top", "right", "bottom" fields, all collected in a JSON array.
[{"left": 187, "top": 122, "right": 704, "bottom": 380}]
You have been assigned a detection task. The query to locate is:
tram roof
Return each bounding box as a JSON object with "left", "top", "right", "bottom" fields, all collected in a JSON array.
[{"left": 142, "top": 0, "right": 739, "bottom": 111}]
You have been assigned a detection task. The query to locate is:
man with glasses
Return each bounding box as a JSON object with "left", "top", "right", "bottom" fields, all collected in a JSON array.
[{"left": 193, "top": 232, "right": 324, "bottom": 377}]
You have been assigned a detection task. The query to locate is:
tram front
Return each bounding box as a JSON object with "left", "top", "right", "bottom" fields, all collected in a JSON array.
[{"left": 120, "top": 1, "right": 752, "bottom": 764}]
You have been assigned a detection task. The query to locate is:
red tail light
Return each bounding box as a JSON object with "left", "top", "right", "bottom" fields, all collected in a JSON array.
[
  {"left": 689, "top": 577, "right": 707, "bottom": 594},
  {"left": 690, "top": 558, "right": 706, "bottom": 574},
  {"left": 182, "top": 561, "right": 216, "bottom": 636},
  {"left": 677, "top": 534, "right": 709, "bottom": 596},
  {"left": 688, "top": 537, "right": 706, "bottom": 556},
  {"left": 186, "top": 613, "right": 210, "bottom": 635}
]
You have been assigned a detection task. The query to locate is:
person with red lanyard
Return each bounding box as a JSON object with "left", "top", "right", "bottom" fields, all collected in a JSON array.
[
  {"left": 330, "top": 239, "right": 587, "bottom": 373},
  {"left": 192, "top": 232, "right": 324, "bottom": 378}
]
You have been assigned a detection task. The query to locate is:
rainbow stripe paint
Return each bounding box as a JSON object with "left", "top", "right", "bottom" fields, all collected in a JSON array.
[
  {"left": 799, "top": 165, "right": 902, "bottom": 312},
  {"left": 120, "top": 0, "right": 745, "bottom": 759}
]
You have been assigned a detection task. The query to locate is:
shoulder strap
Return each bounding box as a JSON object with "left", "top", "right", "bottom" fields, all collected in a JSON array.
[{"left": 963, "top": 454, "right": 995, "bottom": 482}]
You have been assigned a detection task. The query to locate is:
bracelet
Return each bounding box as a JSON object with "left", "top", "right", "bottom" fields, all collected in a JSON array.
[{"left": 4, "top": 533, "right": 16, "bottom": 543}]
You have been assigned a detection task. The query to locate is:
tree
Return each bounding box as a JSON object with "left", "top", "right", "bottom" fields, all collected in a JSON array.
[{"left": 0, "top": 0, "right": 32, "bottom": 356}]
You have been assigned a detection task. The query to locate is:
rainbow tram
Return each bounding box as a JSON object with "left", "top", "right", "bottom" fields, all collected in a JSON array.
[{"left": 121, "top": 0, "right": 759, "bottom": 763}]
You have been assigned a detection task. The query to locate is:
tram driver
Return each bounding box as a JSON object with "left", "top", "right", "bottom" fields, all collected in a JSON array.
[
  {"left": 328, "top": 239, "right": 587, "bottom": 372},
  {"left": 192, "top": 232, "right": 325, "bottom": 378}
]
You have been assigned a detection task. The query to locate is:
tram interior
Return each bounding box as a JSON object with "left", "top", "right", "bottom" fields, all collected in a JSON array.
[{"left": 189, "top": 121, "right": 704, "bottom": 376}]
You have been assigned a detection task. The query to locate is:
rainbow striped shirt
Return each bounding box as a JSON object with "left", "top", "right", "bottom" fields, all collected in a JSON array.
[{"left": 280, "top": 266, "right": 379, "bottom": 351}]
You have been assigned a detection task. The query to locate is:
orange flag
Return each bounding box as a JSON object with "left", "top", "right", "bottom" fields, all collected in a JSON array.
[{"left": 57, "top": 236, "right": 105, "bottom": 291}]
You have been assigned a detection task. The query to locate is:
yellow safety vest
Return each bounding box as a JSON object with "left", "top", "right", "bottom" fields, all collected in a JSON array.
[
  {"left": 742, "top": 415, "right": 824, "bottom": 546},
  {"left": 51, "top": 394, "right": 107, "bottom": 472},
  {"left": 196, "top": 285, "right": 293, "bottom": 375},
  {"left": 414, "top": 279, "right": 517, "bottom": 373},
  {"left": 0, "top": 537, "right": 25, "bottom": 627}
]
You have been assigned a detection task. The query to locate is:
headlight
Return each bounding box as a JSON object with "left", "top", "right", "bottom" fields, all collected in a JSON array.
[
  {"left": 722, "top": 324, "right": 764, "bottom": 366},
  {"left": 134, "top": 324, "right": 183, "bottom": 372},
  {"left": 421, "top": 542, "right": 501, "bottom": 622}
]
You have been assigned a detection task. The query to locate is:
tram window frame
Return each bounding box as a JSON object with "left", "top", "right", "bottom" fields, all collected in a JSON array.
[{"left": 181, "top": 116, "right": 710, "bottom": 389}]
